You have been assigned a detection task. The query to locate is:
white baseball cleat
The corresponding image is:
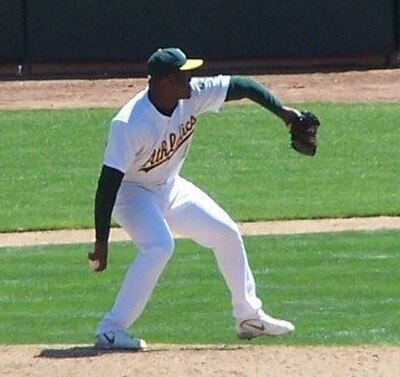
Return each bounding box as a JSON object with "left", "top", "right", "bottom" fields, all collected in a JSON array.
[
  {"left": 237, "top": 313, "right": 295, "bottom": 339},
  {"left": 95, "top": 330, "right": 147, "bottom": 350}
]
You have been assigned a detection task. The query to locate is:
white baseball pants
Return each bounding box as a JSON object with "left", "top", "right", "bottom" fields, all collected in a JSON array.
[{"left": 96, "top": 176, "right": 263, "bottom": 334}]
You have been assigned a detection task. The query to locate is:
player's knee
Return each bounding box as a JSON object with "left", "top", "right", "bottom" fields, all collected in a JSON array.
[
  {"left": 214, "top": 222, "right": 243, "bottom": 248},
  {"left": 150, "top": 237, "right": 175, "bottom": 260}
]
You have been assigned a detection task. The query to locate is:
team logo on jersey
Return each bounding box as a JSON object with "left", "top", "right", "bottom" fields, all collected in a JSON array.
[{"left": 139, "top": 115, "right": 197, "bottom": 172}]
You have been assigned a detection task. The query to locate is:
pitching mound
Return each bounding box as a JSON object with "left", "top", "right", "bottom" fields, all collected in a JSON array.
[{"left": 1, "top": 344, "right": 399, "bottom": 377}]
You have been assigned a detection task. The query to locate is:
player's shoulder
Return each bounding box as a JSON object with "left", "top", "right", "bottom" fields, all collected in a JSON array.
[
  {"left": 190, "top": 75, "right": 231, "bottom": 93},
  {"left": 112, "top": 89, "right": 150, "bottom": 126}
]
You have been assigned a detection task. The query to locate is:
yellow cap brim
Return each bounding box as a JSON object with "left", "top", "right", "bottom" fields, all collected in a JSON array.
[{"left": 179, "top": 59, "right": 203, "bottom": 71}]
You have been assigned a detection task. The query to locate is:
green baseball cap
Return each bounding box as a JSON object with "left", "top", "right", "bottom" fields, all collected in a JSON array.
[{"left": 147, "top": 47, "right": 203, "bottom": 77}]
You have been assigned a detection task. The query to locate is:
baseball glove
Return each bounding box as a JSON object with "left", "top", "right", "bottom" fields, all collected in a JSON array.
[{"left": 286, "top": 111, "right": 320, "bottom": 156}]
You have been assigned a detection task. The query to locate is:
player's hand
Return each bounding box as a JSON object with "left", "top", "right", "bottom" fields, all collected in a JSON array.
[{"left": 88, "top": 240, "right": 108, "bottom": 272}]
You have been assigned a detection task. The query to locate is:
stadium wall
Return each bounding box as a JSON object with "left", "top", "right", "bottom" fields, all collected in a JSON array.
[{"left": 1, "top": 0, "right": 399, "bottom": 79}]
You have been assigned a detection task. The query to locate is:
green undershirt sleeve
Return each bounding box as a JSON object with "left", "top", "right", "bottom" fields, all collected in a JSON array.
[
  {"left": 94, "top": 165, "right": 124, "bottom": 242},
  {"left": 225, "top": 76, "right": 283, "bottom": 115}
]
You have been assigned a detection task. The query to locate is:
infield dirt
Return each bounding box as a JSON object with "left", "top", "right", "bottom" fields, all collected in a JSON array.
[{"left": 1, "top": 69, "right": 399, "bottom": 377}]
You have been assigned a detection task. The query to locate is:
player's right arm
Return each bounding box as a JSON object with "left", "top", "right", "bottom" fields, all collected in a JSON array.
[{"left": 88, "top": 165, "right": 124, "bottom": 272}]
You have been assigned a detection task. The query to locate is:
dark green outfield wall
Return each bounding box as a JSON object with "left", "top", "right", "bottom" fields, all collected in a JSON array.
[
  {"left": 0, "top": 0, "right": 25, "bottom": 61},
  {"left": 1, "top": 1, "right": 399, "bottom": 66}
]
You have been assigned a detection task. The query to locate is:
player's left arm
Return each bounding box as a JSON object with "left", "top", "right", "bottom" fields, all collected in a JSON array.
[{"left": 225, "top": 75, "right": 300, "bottom": 123}]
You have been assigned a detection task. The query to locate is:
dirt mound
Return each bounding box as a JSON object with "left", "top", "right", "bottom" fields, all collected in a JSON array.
[{"left": 1, "top": 344, "right": 399, "bottom": 377}]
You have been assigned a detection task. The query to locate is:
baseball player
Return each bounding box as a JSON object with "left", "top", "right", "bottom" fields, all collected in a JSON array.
[{"left": 89, "top": 47, "right": 303, "bottom": 350}]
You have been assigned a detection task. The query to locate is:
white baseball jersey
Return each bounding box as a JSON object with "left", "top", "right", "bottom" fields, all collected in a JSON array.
[
  {"left": 96, "top": 73, "right": 271, "bottom": 336},
  {"left": 103, "top": 75, "right": 231, "bottom": 185}
]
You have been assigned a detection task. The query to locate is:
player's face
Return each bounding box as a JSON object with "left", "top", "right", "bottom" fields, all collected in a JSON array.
[{"left": 169, "top": 70, "right": 192, "bottom": 99}]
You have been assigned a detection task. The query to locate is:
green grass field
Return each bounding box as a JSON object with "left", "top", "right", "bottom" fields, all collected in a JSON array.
[
  {"left": 1, "top": 103, "right": 399, "bottom": 232},
  {"left": 0, "top": 230, "right": 399, "bottom": 345},
  {"left": 0, "top": 103, "right": 399, "bottom": 347}
]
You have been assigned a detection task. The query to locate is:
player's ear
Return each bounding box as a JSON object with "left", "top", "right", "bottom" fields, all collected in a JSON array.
[
  {"left": 155, "top": 72, "right": 172, "bottom": 85},
  {"left": 166, "top": 69, "right": 182, "bottom": 82}
]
